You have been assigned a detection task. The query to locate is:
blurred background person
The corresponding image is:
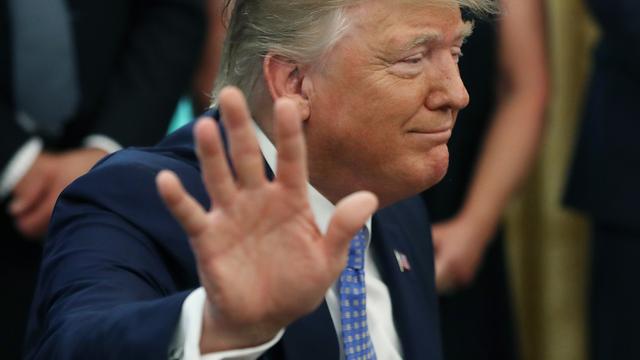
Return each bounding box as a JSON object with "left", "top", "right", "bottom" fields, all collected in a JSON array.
[
  {"left": 0, "top": 0, "right": 206, "bottom": 357},
  {"left": 421, "top": 0, "right": 548, "bottom": 358},
  {"left": 564, "top": 0, "right": 640, "bottom": 359}
]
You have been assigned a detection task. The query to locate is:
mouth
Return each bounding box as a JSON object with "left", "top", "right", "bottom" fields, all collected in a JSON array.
[{"left": 406, "top": 127, "right": 453, "bottom": 144}]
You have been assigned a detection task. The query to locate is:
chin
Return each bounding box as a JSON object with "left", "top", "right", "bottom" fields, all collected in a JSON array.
[
  {"left": 380, "top": 159, "right": 449, "bottom": 206},
  {"left": 371, "top": 147, "right": 451, "bottom": 206},
  {"left": 430, "top": 158, "right": 450, "bottom": 185},
  {"left": 421, "top": 145, "right": 450, "bottom": 189},
  {"left": 417, "top": 164, "right": 448, "bottom": 193}
]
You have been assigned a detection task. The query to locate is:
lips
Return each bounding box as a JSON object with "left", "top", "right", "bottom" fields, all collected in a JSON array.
[
  {"left": 406, "top": 126, "right": 453, "bottom": 144},
  {"left": 408, "top": 127, "right": 452, "bottom": 134},
  {"left": 407, "top": 123, "right": 454, "bottom": 134}
]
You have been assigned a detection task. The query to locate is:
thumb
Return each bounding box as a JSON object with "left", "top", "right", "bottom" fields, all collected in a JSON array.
[{"left": 324, "top": 191, "right": 378, "bottom": 266}]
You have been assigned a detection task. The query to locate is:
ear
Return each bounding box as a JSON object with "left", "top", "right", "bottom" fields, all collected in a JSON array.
[{"left": 263, "top": 54, "right": 311, "bottom": 120}]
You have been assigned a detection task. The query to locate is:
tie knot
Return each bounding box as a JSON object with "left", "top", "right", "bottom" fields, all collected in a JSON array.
[{"left": 347, "top": 227, "right": 368, "bottom": 270}]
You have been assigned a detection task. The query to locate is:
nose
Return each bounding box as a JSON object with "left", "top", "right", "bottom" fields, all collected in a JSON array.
[{"left": 425, "top": 57, "right": 469, "bottom": 112}]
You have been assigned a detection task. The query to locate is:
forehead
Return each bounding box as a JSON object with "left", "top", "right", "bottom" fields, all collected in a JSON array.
[{"left": 346, "top": 1, "right": 468, "bottom": 49}]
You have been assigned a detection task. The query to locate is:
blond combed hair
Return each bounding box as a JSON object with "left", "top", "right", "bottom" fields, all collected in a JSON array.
[{"left": 211, "top": 0, "right": 498, "bottom": 106}]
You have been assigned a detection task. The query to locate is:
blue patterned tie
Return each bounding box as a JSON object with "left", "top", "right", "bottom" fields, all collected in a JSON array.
[{"left": 339, "top": 228, "right": 376, "bottom": 360}]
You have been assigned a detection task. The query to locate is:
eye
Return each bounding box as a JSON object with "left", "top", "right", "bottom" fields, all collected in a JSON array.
[
  {"left": 389, "top": 52, "right": 427, "bottom": 77},
  {"left": 401, "top": 54, "right": 424, "bottom": 64}
]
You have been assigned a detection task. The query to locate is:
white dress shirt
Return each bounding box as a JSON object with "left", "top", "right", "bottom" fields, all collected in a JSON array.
[{"left": 171, "top": 123, "right": 403, "bottom": 360}]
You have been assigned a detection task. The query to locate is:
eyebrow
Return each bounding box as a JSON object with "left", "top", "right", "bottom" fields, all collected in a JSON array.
[
  {"left": 401, "top": 20, "right": 475, "bottom": 51},
  {"left": 457, "top": 20, "right": 475, "bottom": 41}
]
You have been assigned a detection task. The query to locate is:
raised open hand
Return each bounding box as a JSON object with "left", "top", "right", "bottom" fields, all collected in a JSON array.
[{"left": 156, "top": 87, "right": 378, "bottom": 352}]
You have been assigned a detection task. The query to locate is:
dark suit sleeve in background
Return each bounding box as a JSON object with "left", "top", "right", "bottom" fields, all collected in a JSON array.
[
  {"left": 565, "top": 0, "right": 640, "bottom": 227},
  {"left": 586, "top": 0, "right": 640, "bottom": 79},
  {"left": 0, "top": 105, "right": 32, "bottom": 172},
  {"left": 0, "top": 0, "right": 31, "bottom": 171},
  {"left": 75, "top": 0, "right": 206, "bottom": 148}
]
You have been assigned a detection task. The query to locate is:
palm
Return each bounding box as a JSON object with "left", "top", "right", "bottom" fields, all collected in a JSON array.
[
  {"left": 198, "top": 184, "right": 332, "bottom": 325},
  {"left": 156, "top": 87, "right": 377, "bottom": 346}
]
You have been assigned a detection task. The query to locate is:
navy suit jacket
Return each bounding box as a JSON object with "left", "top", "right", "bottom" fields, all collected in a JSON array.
[
  {"left": 26, "top": 115, "right": 442, "bottom": 359},
  {"left": 565, "top": 0, "right": 640, "bottom": 230}
]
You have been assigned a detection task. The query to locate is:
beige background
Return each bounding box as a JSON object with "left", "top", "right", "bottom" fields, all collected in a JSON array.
[{"left": 506, "top": 1, "right": 599, "bottom": 359}]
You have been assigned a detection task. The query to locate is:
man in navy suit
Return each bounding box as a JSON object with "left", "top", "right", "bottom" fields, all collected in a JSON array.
[
  {"left": 26, "top": 0, "right": 495, "bottom": 358},
  {"left": 565, "top": 1, "right": 640, "bottom": 359}
]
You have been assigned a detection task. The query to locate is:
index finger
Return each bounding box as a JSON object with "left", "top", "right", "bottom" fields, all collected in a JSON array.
[{"left": 195, "top": 118, "right": 238, "bottom": 208}]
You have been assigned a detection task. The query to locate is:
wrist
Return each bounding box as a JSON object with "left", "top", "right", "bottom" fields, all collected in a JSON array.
[{"left": 200, "top": 300, "right": 283, "bottom": 354}]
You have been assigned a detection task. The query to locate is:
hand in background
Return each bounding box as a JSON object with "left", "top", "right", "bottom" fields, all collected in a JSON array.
[
  {"left": 10, "top": 148, "right": 107, "bottom": 239},
  {"left": 432, "top": 214, "right": 495, "bottom": 294},
  {"left": 157, "top": 87, "right": 378, "bottom": 353}
]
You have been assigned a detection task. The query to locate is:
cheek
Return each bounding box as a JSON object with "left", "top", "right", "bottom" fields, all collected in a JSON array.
[{"left": 363, "top": 87, "right": 429, "bottom": 134}]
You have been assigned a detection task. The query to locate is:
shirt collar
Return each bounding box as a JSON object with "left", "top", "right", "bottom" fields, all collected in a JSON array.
[{"left": 253, "top": 122, "right": 372, "bottom": 242}]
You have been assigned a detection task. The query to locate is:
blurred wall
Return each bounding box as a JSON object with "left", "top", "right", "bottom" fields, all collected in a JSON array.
[{"left": 505, "top": 1, "right": 599, "bottom": 359}]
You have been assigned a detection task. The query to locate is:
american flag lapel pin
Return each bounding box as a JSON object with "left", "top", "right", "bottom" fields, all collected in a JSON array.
[{"left": 393, "top": 250, "right": 411, "bottom": 272}]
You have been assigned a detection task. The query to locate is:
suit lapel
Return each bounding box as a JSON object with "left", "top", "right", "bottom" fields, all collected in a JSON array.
[{"left": 372, "top": 201, "right": 443, "bottom": 360}]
